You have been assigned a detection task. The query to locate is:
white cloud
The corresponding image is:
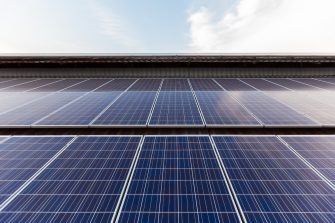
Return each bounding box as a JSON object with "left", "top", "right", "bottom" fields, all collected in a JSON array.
[{"left": 188, "top": 0, "right": 335, "bottom": 53}]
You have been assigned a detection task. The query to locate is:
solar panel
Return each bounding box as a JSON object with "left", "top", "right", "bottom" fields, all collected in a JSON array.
[
  {"left": 240, "top": 79, "right": 288, "bottom": 91},
  {"left": 0, "top": 92, "right": 83, "bottom": 126},
  {"left": 0, "top": 79, "right": 39, "bottom": 91},
  {"left": 149, "top": 91, "right": 203, "bottom": 126},
  {"left": 0, "top": 136, "right": 73, "bottom": 205},
  {"left": 266, "top": 78, "right": 316, "bottom": 91},
  {"left": 116, "top": 136, "right": 241, "bottom": 223},
  {"left": 291, "top": 78, "right": 335, "bottom": 90},
  {"left": 0, "top": 79, "right": 15, "bottom": 83},
  {"left": 161, "top": 79, "right": 191, "bottom": 91},
  {"left": 318, "top": 78, "right": 335, "bottom": 85},
  {"left": 95, "top": 79, "right": 137, "bottom": 91},
  {"left": 30, "top": 79, "right": 87, "bottom": 92},
  {"left": 0, "top": 136, "right": 142, "bottom": 223},
  {"left": 265, "top": 91, "right": 335, "bottom": 125},
  {"left": 1, "top": 79, "right": 62, "bottom": 92},
  {"left": 189, "top": 79, "right": 223, "bottom": 91},
  {"left": 195, "top": 91, "right": 261, "bottom": 126},
  {"left": 128, "top": 79, "right": 162, "bottom": 91},
  {"left": 230, "top": 91, "right": 317, "bottom": 126},
  {"left": 35, "top": 92, "right": 122, "bottom": 126},
  {"left": 212, "top": 136, "right": 335, "bottom": 223},
  {"left": 215, "top": 79, "right": 256, "bottom": 91},
  {"left": 281, "top": 136, "right": 335, "bottom": 184},
  {"left": 61, "top": 79, "right": 111, "bottom": 92},
  {"left": 93, "top": 91, "right": 157, "bottom": 126}
]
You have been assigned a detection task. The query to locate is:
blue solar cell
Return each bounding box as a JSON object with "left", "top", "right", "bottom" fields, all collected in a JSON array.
[
  {"left": 195, "top": 91, "right": 261, "bottom": 126},
  {"left": 35, "top": 92, "right": 122, "bottom": 125},
  {"left": 94, "top": 79, "right": 137, "bottom": 91},
  {"left": 93, "top": 91, "right": 156, "bottom": 126},
  {"left": 30, "top": 79, "right": 87, "bottom": 92},
  {"left": 2, "top": 79, "right": 61, "bottom": 92},
  {"left": 189, "top": 79, "right": 222, "bottom": 91},
  {"left": 129, "top": 79, "right": 162, "bottom": 91},
  {"left": 149, "top": 91, "right": 203, "bottom": 126},
  {"left": 215, "top": 79, "right": 256, "bottom": 91},
  {"left": 281, "top": 136, "right": 335, "bottom": 184},
  {"left": 117, "top": 136, "right": 240, "bottom": 223},
  {"left": 0, "top": 92, "right": 83, "bottom": 125},
  {"left": 0, "top": 137, "right": 73, "bottom": 204},
  {"left": 0, "top": 136, "right": 141, "bottom": 223},
  {"left": 61, "top": 79, "right": 111, "bottom": 92},
  {"left": 213, "top": 136, "right": 335, "bottom": 223},
  {"left": 230, "top": 91, "right": 317, "bottom": 126},
  {"left": 161, "top": 79, "right": 191, "bottom": 91}
]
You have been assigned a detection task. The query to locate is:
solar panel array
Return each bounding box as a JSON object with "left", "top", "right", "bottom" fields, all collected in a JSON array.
[
  {"left": 0, "top": 135, "right": 334, "bottom": 223},
  {"left": 0, "top": 78, "right": 334, "bottom": 127}
]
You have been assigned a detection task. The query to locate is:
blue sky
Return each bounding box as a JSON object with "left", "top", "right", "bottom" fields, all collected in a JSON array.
[{"left": 1, "top": 0, "right": 335, "bottom": 53}]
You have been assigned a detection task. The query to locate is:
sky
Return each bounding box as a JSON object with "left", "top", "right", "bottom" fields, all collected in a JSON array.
[{"left": 0, "top": 0, "right": 335, "bottom": 54}]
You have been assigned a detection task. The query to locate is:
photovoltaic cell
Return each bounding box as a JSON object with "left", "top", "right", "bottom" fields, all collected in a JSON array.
[
  {"left": 318, "top": 78, "right": 335, "bottom": 85},
  {"left": 1, "top": 79, "right": 61, "bottom": 92},
  {"left": 161, "top": 79, "right": 191, "bottom": 91},
  {"left": 149, "top": 91, "right": 203, "bottom": 126},
  {"left": 94, "top": 79, "right": 137, "bottom": 91},
  {"left": 240, "top": 79, "right": 287, "bottom": 91},
  {"left": 61, "top": 79, "right": 110, "bottom": 92},
  {"left": 281, "top": 136, "right": 335, "bottom": 184},
  {"left": 292, "top": 78, "right": 335, "bottom": 90},
  {"left": 266, "top": 78, "right": 316, "bottom": 91},
  {"left": 30, "top": 79, "right": 87, "bottom": 92},
  {"left": 230, "top": 91, "right": 317, "bottom": 126},
  {"left": 0, "top": 136, "right": 73, "bottom": 205},
  {"left": 195, "top": 91, "right": 260, "bottom": 126},
  {"left": 215, "top": 79, "right": 255, "bottom": 91},
  {"left": 0, "top": 136, "right": 141, "bottom": 223},
  {"left": 213, "top": 136, "right": 335, "bottom": 223},
  {"left": 0, "top": 79, "right": 15, "bottom": 83},
  {"left": 35, "top": 92, "right": 122, "bottom": 126},
  {"left": 189, "top": 79, "right": 223, "bottom": 91},
  {"left": 117, "top": 136, "right": 240, "bottom": 223},
  {"left": 129, "top": 79, "right": 162, "bottom": 91},
  {"left": 0, "top": 92, "right": 83, "bottom": 125},
  {"left": 93, "top": 91, "right": 156, "bottom": 126}
]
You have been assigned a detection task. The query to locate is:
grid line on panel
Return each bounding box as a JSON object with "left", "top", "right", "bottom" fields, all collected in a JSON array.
[
  {"left": 188, "top": 79, "right": 206, "bottom": 126},
  {"left": 32, "top": 79, "right": 115, "bottom": 125},
  {"left": 89, "top": 79, "right": 139, "bottom": 125},
  {"left": 278, "top": 136, "right": 335, "bottom": 190},
  {"left": 146, "top": 79, "right": 164, "bottom": 126},
  {"left": 0, "top": 136, "right": 77, "bottom": 212},
  {"left": 212, "top": 136, "right": 335, "bottom": 223},
  {"left": 0, "top": 79, "right": 41, "bottom": 91}
]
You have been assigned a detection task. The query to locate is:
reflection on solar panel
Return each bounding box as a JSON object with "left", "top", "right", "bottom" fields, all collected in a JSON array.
[
  {"left": 189, "top": 79, "right": 222, "bottom": 91},
  {"left": 0, "top": 137, "right": 73, "bottom": 205},
  {"left": 292, "top": 78, "right": 335, "bottom": 90},
  {"left": 215, "top": 79, "right": 255, "bottom": 91},
  {"left": 0, "top": 93, "right": 83, "bottom": 125},
  {"left": 95, "top": 79, "right": 137, "bottom": 91},
  {"left": 265, "top": 91, "right": 335, "bottom": 125},
  {"left": 0, "top": 79, "right": 39, "bottom": 91},
  {"left": 149, "top": 91, "right": 203, "bottom": 126},
  {"left": 30, "top": 79, "right": 87, "bottom": 92},
  {"left": 266, "top": 78, "right": 315, "bottom": 91},
  {"left": 117, "top": 136, "right": 241, "bottom": 223},
  {"left": 129, "top": 79, "right": 162, "bottom": 91},
  {"left": 213, "top": 136, "right": 335, "bottom": 223},
  {"left": 230, "top": 91, "right": 317, "bottom": 126},
  {"left": 93, "top": 92, "right": 156, "bottom": 126},
  {"left": 318, "top": 78, "right": 335, "bottom": 85},
  {"left": 0, "top": 136, "right": 142, "bottom": 223},
  {"left": 281, "top": 136, "right": 335, "bottom": 184},
  {"left": 36, "top": 92, "right": 122, "bottom": 126},
  {"left": 195, "top": 91, "right": 261, "bottom": 126},
  {"left": 161, "top": 79, "right": 190, "bottom": 91},
  {"left": 240, "top": 79, "right": 288, "bottom": 91}
]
